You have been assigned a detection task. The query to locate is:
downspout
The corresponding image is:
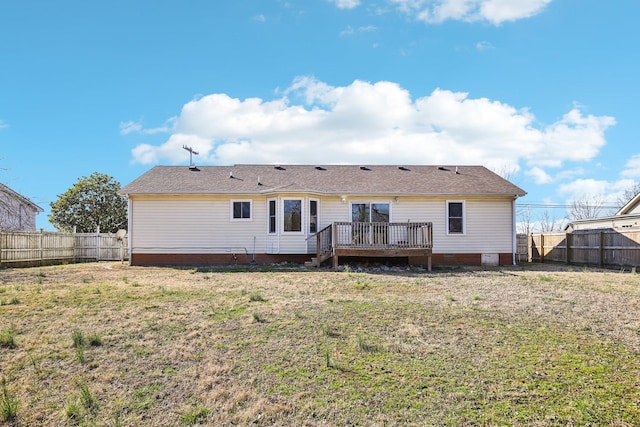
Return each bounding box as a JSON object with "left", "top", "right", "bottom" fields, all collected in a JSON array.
[
  {"left": 128, "top": 198, "right": 133, "bottom": 265},
  {"left": 512, "top": 197, "right": 517, "bottom": 266}
]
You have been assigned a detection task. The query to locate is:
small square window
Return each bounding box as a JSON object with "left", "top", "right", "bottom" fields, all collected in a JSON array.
[{"left": 232, "top": 201, "right": 252, "bottom": 221}]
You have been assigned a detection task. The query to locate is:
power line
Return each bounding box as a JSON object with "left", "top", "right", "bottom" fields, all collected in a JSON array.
[{"left": 517, "top": 203, "right": 620, "bottom": 209}]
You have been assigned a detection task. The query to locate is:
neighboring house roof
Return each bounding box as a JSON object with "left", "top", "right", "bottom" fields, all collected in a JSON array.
[
  {"left": 565, "top": 191, "right": 640, "bottom": 231},
  {"left": 0, "top": 183, "right": 44, "bottom": 212},
  {"left": 565, "top": 213, "right": 640, "bottom": 229},
  {"left": 120, "top": 165, "right": 526, "bottom": 197},
  {"left": 617, "top": 191, "right": 640, "bottom": 215}
]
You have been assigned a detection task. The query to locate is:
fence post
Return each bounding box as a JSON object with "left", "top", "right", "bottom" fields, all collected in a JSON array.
[
  {"left": 40, "top": 230, "right": 44, "bottom": 264},
  {"left": 96, "top": 226, "right": 101, "bottom": 261},
  {"left": 599, "top": 231, "right": 604, "bottom": 268},
  {"left": 565, "top": 232, "right": 571, "bottom": 265},
  {"left": 540, "top": 233, "right": 545, "bottom": 263}
]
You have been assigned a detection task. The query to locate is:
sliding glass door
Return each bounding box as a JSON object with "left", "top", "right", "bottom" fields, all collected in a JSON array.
[{"left": 351, "top": 202, "right": 390, "bottom": 245}]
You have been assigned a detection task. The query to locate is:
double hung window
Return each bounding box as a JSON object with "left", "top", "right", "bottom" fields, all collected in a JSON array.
[
  {"left": 447, "top": 201, "right": 464, "bottom": 234},
  {"left": 268, "top": 199, "right": 277, "bottom": 233},
  {"left": 309, "top": 200, "right": 318, "bottom": 233}
]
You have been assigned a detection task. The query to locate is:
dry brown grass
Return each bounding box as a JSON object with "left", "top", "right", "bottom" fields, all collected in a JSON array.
[{"left": 0, "top": 262, "right": 639, "bottom": 426}]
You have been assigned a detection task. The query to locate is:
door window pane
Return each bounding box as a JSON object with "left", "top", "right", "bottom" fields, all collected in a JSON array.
[
  {"left": 352, "top": 203, "right": 370, "bottom": 222},
  {"left": 371, "top": 203, "right": 390, "bottom": 222}
]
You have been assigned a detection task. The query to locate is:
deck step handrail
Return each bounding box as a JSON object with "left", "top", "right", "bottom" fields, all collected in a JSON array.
[{"left": 315, "top": 224, "right": 334, "bottom": 256}]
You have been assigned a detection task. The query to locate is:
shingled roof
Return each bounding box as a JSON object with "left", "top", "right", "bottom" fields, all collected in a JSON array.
[
  {"left": 120, "top": 165, "right": 526, "bottom": 197},
  {"left": 0, "top": 183, "right": 44, "bottom": 212}
]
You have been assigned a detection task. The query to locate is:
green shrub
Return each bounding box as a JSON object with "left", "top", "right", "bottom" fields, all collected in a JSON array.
[
  {"left": 87, "top": 333, "right": 102, "bottom": 347},
  {"left": 71, "top": 328, "right": 85, "bottom": 348},
  {"left": 1, "top": 379, "right": 19, "bottom": 422},
  {"left": 0, "top": 326, "right": 17, "bottom": 348},
  {"left": 249, "top": 292, "right": 265, "bottom": 302}
]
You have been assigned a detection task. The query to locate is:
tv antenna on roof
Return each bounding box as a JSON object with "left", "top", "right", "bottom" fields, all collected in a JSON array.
[{"left": 182, "top": 145, "right": 199, "bottom": 166}]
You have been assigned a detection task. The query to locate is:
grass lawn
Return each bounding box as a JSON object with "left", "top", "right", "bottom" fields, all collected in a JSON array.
[{"left": 1, "top": 262, "right": 639, "bottom": 426}]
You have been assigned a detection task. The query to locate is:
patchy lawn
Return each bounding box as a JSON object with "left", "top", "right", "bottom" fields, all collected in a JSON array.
[{"left": 1, "top": 262, "right": 639, "bottom": 426}]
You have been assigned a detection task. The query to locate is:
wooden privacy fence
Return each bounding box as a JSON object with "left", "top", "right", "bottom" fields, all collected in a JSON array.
[
  {"left": 529, "top": 229, "right": 640, "bottom": 268},
  {"left": 0, "top": 230, "right": 128, "bottom": 267},
  {"left": 516, "top": 234, "right": 528, "bottom": 263}
]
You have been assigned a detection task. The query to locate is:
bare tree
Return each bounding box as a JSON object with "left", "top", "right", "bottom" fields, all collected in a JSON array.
[
  {"left": 491, "top": 164, "right": 519, "bottom": 182},
  {"left": 538, "top": 209, "right": 561, "bottom": 232},
  {"left": 517, "top": 205, "right": 532, "bottom": 234},
  {"left": 616, "top": 182, "right": 640, "bottom": 209},
  {"left": 567, "top": 194, "right": 606, "bottom": 221}
]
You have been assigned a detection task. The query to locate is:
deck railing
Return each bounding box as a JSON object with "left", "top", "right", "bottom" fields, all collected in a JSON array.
[
  {"left": 315, "top": 221, "right": 433, "bottom": 258},
  {"left": 333, "top": 221, "right": 433, "bottom": 249}
]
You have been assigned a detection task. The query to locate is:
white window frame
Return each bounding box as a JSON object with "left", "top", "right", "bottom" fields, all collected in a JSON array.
[
  {"left": 283, "top": 198, "right": 304, "bottom": 234},
  {"left": 446, "top": 200, "right": 465, "bottom": 235},
  {"left": 230, "top": 200, "right": 252, "bottom": 222}
]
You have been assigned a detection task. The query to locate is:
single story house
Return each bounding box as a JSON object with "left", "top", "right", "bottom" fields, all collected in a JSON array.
[
  {"left": 0, "top": 183, "right": 44, "bottom": 231},
  {"left": 119, "top": 164, "right": 526, "bottom": 268},
  {"left": 565, "top": 192, "right": 640, "bottom": 232}
]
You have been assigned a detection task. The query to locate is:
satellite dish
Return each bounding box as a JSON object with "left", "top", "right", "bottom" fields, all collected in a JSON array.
[{"left": 116, "top": 229, "right": 127, "bottom": 240}]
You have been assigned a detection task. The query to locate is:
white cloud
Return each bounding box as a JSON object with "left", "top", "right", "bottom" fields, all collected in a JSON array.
[
  {"left": 526, "top": 167, "right": 552, "bottom": 184},
  {"left": 528, "top": 109, "right": 615, "bottom": 168},
  {"left": 558, "top": 179, "right": 612, "bottom": 200},
  {"left": 557, "top": 177, "right": 637, "bottom": 212},
  {"left": 253, "top": 14, "right": 267, "bottom": 23},
  {"left": 130, "top": 77, "right": 615, "bottom": 175},
  {"left": 340, "top": 25, "right": 377, "bottom": 36},
  {"left": 0, "top": 120, "right": 8, "bottom": 129},
  {"left": 120, "top": 121, "right": 142, "bottom": 135},
  {"left": 475, "top": 41, "right": 494, "bottom": 51},
  {"left": 621, "top": 154, "right": 640, "bottom": 178},
  {"left": 120, "top": 119, "right": 176, "bottom": 136},
  {"left": 328, "top": 0, "right": 361, "bottom": 9},
  {"left": 388, "top": 0, "right": 553, "bottom": 25}
]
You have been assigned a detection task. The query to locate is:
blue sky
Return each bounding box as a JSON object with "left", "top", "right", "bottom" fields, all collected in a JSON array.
[{"left": 1, "top": 0, "right": 639, "bottom": 231}]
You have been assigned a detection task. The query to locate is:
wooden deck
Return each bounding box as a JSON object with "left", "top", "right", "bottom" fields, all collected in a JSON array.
[{"left": 314, "top": 221, "right": 433, "bottom": 270}]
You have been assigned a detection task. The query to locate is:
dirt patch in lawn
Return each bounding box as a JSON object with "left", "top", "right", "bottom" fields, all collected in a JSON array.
[{"left": 1, "top": 262, "right": 639, "bottom": 426}]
